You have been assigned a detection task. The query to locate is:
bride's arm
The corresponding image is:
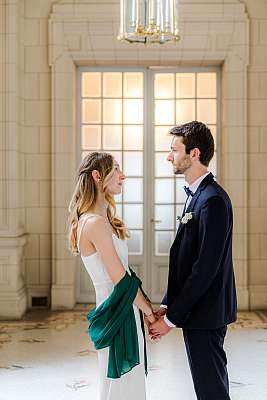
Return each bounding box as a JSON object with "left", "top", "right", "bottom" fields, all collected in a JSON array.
[{"left": 83, "top": 216, "right": 156, "bottom": 322}]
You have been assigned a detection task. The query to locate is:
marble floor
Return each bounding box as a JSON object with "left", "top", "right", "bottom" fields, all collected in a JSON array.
[{"left": 0, "top": 307, "right": 267, "bottom": 400}]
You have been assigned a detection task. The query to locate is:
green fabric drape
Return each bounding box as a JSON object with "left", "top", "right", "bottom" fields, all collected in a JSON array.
[{"left": 87, "top": 268, "right": 149, "bottom": 379}]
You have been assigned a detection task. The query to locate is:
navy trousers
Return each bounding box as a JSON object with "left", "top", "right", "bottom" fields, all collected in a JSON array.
[{"left": 182, "top": 326, "right": 231, "bottom": 400}]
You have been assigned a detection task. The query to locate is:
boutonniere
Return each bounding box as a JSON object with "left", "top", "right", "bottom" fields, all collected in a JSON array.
[{"left": 176, "top": 212, "right": 193, "bottom": 224}]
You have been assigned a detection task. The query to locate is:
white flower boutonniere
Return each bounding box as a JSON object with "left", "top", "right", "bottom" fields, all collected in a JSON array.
[{"left": 177, "top": 212, "right": 193, "bottom": 224}]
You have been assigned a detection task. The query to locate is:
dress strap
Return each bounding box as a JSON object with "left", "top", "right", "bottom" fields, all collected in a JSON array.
[{"left": 77, "top": 213, "right": 96, "bottom": 253}]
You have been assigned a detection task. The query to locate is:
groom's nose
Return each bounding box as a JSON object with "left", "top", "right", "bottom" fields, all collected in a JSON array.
[{"left": 167, "top": 152, "right": 173, "bottom": 162}]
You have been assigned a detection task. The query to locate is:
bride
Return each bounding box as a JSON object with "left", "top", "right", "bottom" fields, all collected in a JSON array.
[{"left": 68, "top": 151, "right": 156, "bottom": 400}]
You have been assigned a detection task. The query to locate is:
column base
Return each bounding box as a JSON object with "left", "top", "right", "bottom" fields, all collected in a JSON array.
[
  {"left": 51, "top": 284, "right": 76, "bottom": 310},
  {"left": 0, "top": 234, "right": 28, "bottom": 319},
  {"left": 0, "top": 286, "right": 28, "bottom": 320}
]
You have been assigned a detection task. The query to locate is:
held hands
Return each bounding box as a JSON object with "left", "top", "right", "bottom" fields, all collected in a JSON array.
[
  {"left": 144, "top": 306, "right": 166, "bottom": 325},
  {"left": 144, "top": 307, "right": 173, "bottom": 340},
  {"left": 154, "top": 307, "right": 167, "bottom": 319},
  {"left": 149, "top": 316, "right": 172, "bottom": 339}
]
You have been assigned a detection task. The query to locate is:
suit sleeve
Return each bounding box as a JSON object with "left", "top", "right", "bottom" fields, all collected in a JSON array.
[
  {"left": 161, "top": 292, "right": 168, "bottom": 306},
  {"left": 166, "top": 196, "right": 229, "bottom": 326}
]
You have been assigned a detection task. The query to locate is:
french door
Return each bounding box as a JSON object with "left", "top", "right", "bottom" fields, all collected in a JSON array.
[{"left": 76, "top": 67, "right": 219, "bottom": 303}]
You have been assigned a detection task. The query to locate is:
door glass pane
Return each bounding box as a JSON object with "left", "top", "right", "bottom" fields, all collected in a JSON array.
[
  {"left": 155, "top": 100, "right": 175, "bottom": 125},
  {"left": 115, "top": 203, "right": 122, "bottom": 218},
  {"left": 155, "top": 231, "right": 174, "bottom": 255},
  {"left": 176, "top": 100, "right": 195, "bottom": 124},
  {"left": 82, "top": 72, "right": 101, "bottom": 97},
  {"left": 154, "top": 205, "right": 174, "bottom": 229},
  {"left": 124, "top": 204, "right": 143, "bottom": 228},
  {"left": 103, "top": 99, "right": 122, "bottom": 124},
  {"left": 209, "top": 153, "right": 217, "bottom": 176},
  {"left": 123, "top": 152, "right": 143, "bottom": 176},
  {"left": 103, "top": 125, "right": 122, "bottom": 150},
  {"left": 197, "top": 99, "right": 216, "bottom": 124},
  {"left": 155, "top": 179, "right": 174, "bottom": 203},
  {"left": 155, "top": 153, "right": 172, "bottom": 177},
  {"left": 81, "top": 150, "right": 89, "bottom": 160},
  {"left": 123, "top": 125, "right": 143, "bottom": 150},
  {"left": 197, "top": 72, "right": 216, "bottom": 98},
  {"left": 123, "top": 99, "right": 143, "bottom": 124},
  {"left": 123, "top": 178, "right": 143, "bottom": 202},
  {"left": 124, "top": 72, "right": 143, "bottom": 98},
  {"left": 176, "top": 177, "right": 187, "bottom": 203},
  {"left": 208, "top": 125, "right": 216, "bottom": 149},
  {"left": 82, "top": 125, "right": 101, "bottom": 150},
  {"left": 155, "top": 73, "right": 175, "bottom": 99},
  {"left": 114, "top": 191, "right": 122, "bottom": 203},
  {"left": 155, "top": 126, "right": 172, "bottom": 151},
  {"left": 109, "top": 151, "right": 122, "bottom": 167},
  {"left": 82, "top": 99, "right": 101, "bottom": 123},
  {"left": 128, "top": 231, "right": 143, "bottom": 255},
  {"left": 103, "top": 72, "right": 122, "bottom": 97},
  {"left": 176, "top": 73, "right": 195, "bottom": 98}
]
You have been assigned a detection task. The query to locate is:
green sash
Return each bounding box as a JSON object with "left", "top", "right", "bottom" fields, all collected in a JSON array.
[{"left": 87, "top": 268, "right": 149, "bottom": 379}]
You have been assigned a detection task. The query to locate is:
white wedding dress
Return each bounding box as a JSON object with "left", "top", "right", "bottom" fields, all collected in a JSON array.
[{"left": 77, "top": 214, "right": 146, "bottom": 400}]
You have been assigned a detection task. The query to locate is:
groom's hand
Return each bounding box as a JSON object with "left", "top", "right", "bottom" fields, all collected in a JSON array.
[
  {"left": 154, "top": 307, "right": 167, "bottom": 319},
  {"left": 149, "top": 317, "right": 172, "bottom": 338}
]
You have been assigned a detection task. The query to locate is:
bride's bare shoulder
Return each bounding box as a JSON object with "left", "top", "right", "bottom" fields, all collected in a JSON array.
[{"left": 82, "top": 214, "right": 112, "bottom": 239}]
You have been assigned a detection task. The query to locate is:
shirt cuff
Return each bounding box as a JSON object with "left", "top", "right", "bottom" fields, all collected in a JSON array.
[
  {"left": 164, "top": 315, "right": 176, "bottom": 328},
  {"left": 160, "top": 304, "right": 167, "bottom": 309}
]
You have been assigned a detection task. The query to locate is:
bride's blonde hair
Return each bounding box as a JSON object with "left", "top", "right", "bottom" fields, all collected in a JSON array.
[{"left": 68, "top": 151, "right": 129, "bottom": 255}]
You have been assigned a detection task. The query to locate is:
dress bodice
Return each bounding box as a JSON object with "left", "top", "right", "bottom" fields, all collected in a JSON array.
[{"left": 77, "top": 214, "right": 129, "bottom": 306}]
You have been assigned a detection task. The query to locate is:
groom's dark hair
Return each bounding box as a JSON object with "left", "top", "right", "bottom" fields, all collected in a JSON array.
[{"left": 169, "top": 121, "right": 214, "bottom": 167}]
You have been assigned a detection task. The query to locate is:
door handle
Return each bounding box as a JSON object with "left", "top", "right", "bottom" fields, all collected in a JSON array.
[{"left": 150, "top": 218, "right": 162, "bottom": 223}]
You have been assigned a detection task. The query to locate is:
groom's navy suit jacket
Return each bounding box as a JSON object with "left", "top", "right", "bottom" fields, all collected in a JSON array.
[{"left": 162, "top": 172, "right": 237, "bottom": 329}]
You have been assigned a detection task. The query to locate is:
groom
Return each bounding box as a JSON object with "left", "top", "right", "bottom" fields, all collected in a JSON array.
[{"left": 150, "top": 121, "right": 237, "bottom": 400}]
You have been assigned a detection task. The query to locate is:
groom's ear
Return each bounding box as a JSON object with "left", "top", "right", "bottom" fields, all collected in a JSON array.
[{"left": 190, "top": 147, "right": 201, "bottom": 160}]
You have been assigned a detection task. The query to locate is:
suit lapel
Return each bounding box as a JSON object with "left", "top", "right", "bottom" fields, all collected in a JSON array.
[{"left": 175, "top": 172, "right": 215, "bottom": 237}]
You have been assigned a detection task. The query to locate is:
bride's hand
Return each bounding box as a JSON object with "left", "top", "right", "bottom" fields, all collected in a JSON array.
[{"left": 145, "top": 311, "right": 157, "bottom": 325}]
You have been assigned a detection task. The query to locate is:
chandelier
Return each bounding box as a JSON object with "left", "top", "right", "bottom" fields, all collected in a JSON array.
[{"left": 117, "top": 0, "right": 180, "bottom": 44}]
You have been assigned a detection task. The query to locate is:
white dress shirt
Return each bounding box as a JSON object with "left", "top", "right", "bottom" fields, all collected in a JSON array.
[{"left": 163, "top": 171, "right": 211, "bottom": 327}]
